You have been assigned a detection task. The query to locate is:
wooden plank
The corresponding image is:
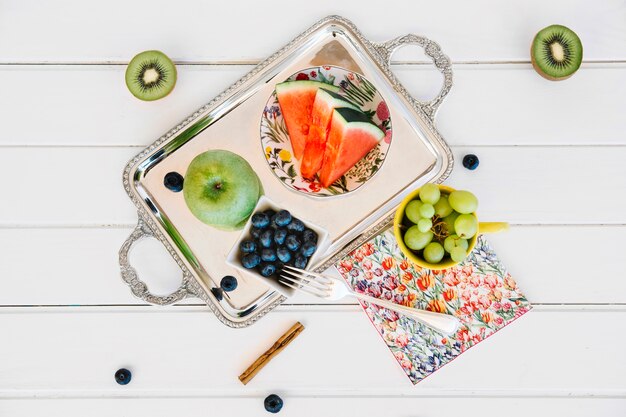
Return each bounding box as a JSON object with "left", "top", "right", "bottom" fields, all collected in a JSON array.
[
  {"left": 1, "top": 146, "right": 624, "bottom": 225},
  {"left": 1, "top": 226, "right": 625, "bottom": 306},
  {"left": 1, "top": 0, "right": 625, "bottom": 62},
  {"left": 1, "top": 398, "right": 625, "bottom": 417},
  {"left": 1, "top": 64, "right": 625, "bottom": 146},
  {"left": 0, "top": 306, "right": 624, "bottom": 396}
]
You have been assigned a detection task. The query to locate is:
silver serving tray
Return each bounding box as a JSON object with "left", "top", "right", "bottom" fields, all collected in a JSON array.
[{"left": 119, "top": 15, "right": 454, "bottom": 328}]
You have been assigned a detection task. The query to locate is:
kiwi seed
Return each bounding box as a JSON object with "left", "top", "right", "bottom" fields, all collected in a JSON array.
[
  {"left": 531, "top": 25, "right": 583, "bottom": 81},
  {"left": 125, "top": 50, "right": 177, "bottom": 101}
]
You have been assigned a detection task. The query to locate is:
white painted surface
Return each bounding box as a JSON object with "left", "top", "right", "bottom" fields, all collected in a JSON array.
[{"left": 1, "top": 0, "right": 625, "bottom": 415}]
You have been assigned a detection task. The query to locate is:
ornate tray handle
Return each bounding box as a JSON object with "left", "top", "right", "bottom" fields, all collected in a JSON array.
[
  {"left": 373, "top": 34, "right": 453, "bottom": 119},
  {"left": 119, "top": 217, "right": 197, "bottom": 305}
]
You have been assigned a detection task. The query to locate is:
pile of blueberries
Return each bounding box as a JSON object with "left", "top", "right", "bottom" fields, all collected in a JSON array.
[{"left": 239, "top": 209, "right": 318, "bottom": 278}]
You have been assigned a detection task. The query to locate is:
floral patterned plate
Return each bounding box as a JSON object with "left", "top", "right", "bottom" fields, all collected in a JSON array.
[{"left": 260, "top": 66, "right": 392, "bottom": 197}]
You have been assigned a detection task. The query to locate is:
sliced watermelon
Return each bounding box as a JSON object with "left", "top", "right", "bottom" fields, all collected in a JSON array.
[
  {"left": 300, "top": 89, "right": 359, "bottom": 179},
  {"left": 275, "top": 81, "right": 339, "bottom": 160},
  {"left": 318, "top": 107, "right": 384, "bottom": 188}
]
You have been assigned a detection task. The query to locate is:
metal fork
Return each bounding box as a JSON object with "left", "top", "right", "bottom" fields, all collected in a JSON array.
[{"left": 279, "top": 266, "right": 460, "bottom": 335}]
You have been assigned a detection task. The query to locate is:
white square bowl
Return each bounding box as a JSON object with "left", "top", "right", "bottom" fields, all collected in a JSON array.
[{"left": 226, "top": 195, "right": 330, "bottom": 297}]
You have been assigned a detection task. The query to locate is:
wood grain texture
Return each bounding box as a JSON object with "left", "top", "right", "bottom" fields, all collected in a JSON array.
[
  {"left": 1, "top": 226, "right": 625, "bottom": 306},
  {"left": 0, "top": 64, "right": 624, "bottom": 146},
  {"left": 0, "top": 306, "right": 624, "bottom": 397},
  {"left": 1, "top": 0, "right": 625, "bottom": 62},
  {"left": 2, "top": 0, "right": 626, "bottom": 410}
]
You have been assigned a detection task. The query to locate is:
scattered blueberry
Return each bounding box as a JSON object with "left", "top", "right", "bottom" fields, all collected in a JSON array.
[
  {"left": 462, "top": 154, "right": 479, "bottom": 170},
  {"left": 251, "top": 227, "right": 263, "bottom": 240},
  {"left": 285, "top": 234, "right": 302, "bottom": 252},
  {"left": 261, "top": 248, "right": 277, "bottom": 262},
  {"left": 294, "top": 254, "right": 308, "bottom": 269},
  {"left": 241, "top": 253, "right": 261, "bottom": 269},
  {"left": 251, "top": 212, "right": 270, "bottom": 229},
  {"left": 276, "top": 246, "right": 292, "bottom": 263},
  {"left": 211, "top": 287, "right": 224, "bottom": 301},
  {"left": 259, "top": 262, "right": 277, "bottom": 277},
  {"left": 300, "top": 241, "right": 316, "bottom": 258},
  {"left": 274, "top": 210, "right": 292, "bottom": 227},
  {"left": 259, "top": 230, "right": 274, "bottom": 248},
  {"left": 220, "top": 275, "right": 238, "bottom": 292},
  {"left": 274, "top": 228, "right": 287, "bottom": 245},
  {"left": 163, "top": 172, "right": 184, "bottom": 192},
  {"left": 264, "top": 394, "right": 284, "bottom": 413},
  {"left": 286, "top": 218, "right": 305, "bottom": 232},
  {"left": 240, "top": 240, "right": 257, "bottom": 254},
  {"left": 115, "top": 368, "right": 132, "bottom": 385},
  {"left": 302, "top": 229, "right": 318, "bottom": 244}
]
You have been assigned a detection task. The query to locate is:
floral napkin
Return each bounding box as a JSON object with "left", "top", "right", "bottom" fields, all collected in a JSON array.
[{"left": 335, "top": 229, "right": 531, "bottom": 384}]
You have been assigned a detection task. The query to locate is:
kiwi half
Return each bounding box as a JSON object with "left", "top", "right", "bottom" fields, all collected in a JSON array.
[
  {"left": 125, "top": 50, "right": 177, "bottom": 101},
  {"left": 531, "top": 25, "right": 582, "bottom": 81}
]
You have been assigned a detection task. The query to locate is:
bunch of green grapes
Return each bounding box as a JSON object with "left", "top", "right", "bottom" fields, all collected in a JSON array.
[{"left": 402, "top": 184, "right": 479, "bottom": 264}]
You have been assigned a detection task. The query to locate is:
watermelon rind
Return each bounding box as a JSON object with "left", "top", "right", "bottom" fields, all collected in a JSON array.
[{"left": 333, "top": 107, "right": 385, "bottom": 138}]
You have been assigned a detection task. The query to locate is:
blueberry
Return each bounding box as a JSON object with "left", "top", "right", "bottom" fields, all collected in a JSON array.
[
  {"left": 302, "top": 229, "right": 318, "bottom": 244},
  {"left": 274, "top": 210, "right": 292, "bottom": 227},
  {"left": 300, "top": 241, "right": 316, "bottom": 258},
  {"left": 259, "top": 262, "right": 277, "bottom": 277},
  {"left": 211, "top": 287, "right": 223, "bottom": 301},
  {"left": 462, "top": 154, "right": 479, "bottom": 170},
  {"left": 263, "top": 209, "right": 277, "bottom": 218},
  {"left": 276, "top": 246, "right": 292, "bottom": 263},
  {"left": 285, "top": 234, "right": 301, "bottom": 252},
  {"left": 275, "top": 261, "right": 285, "bottom": 273},
  {"left": 115, "top": 368, "right": 132, "bottom": 385},
  {"left": 259, "top": 229, "right": 274, "bottom": 248},
  {"left": 274, "top": 228, "right": 287, "bottom": 245},
  {"left": 286, "top": 218, "right": 305, "bottom": 232},
  {"left": 264, "top": 394, "right": 283, "bottom": 413},
  {"left": 251, "top": 212, "right": 270, "bottom": 229},
  {"left": 294, "top": 254, "right": 308, "bottom": 269},
  {"left": 220, "top": 275, "right": 238, "bottom": 292},
  {"left": 261, "top": 248, "right": 277, "bottom": 262},
  {"left": 163, "top": 172, "right": 184, "bottom": 192},
  {"left": 251, "top": 227, "right": 263, "bottom": 240},
  {"left": 240, "top": 240, "right": 257, "bottom": 254},
  {"left": 241, "top": 253, "right": 261, "bottom": 269}
]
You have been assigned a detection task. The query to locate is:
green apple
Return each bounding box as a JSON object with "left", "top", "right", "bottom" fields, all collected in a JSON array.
[{"left": 184, "top": 150, "right": 260, "bottom": 229}]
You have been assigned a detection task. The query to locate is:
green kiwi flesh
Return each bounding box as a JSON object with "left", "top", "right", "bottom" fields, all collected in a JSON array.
[
  {"left": 125, "top": 50, "right": 177, "bottom": 101},
  {"left": 531, "top": 25, "right": 582, "bottom": 81}
]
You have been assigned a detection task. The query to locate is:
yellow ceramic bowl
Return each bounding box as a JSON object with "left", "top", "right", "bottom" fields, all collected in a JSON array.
[{"left": 393, "top": 184, "right": 508, "bottom": 270}]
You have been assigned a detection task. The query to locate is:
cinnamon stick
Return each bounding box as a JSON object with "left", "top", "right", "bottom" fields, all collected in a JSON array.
[{"left": 238, "top": 321, "right": 305, "bottom": 385}]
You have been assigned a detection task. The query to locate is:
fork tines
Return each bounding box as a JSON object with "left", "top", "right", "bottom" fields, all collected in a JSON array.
[{"left": 278, "top": 266, "right": 332, "bottom": 298}]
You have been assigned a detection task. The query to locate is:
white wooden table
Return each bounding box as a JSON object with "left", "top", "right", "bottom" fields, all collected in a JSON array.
[{"left": 1, "top": 1, "right": 625, "bottom": 415}]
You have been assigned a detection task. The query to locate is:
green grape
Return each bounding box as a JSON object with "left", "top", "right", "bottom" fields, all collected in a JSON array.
[
  {"left": 419, "top": 203, "right": 435, "bottom": 219},
  {"left": 419, "top": 183, "right": 441, "bottom": 205},
  {"left": 417, "top": 218, "right": 432, "bottom": 233},
  {"left": 404, "top": 200, "right": 423, "bottom": 224},
  {"left": 454, "top": 214, "right": 478, "bottom": 239},
  {"left": 423, "top": 242, "right": 445, "bottom": 263},
  {"left": 448, "top": 190, "right": 479, "bottom": 214},
  {"left": 450, "top": 246, "right": 467, "bottom": 263},
  {"left": 442, "top": 211, "right": 460, "bottom": 235},
  {"left": 457, "top": 238, "right": 469, "bottom": 251},
  {"left": 444, "top": 234, "right": 470, "bottom": 253},
  {"left": 444, "top": 234, "right": 459, "bottom": 253},
  {"left": 434, "top": 195, "right": 453, "bottom": 217},
  {"left": 403, "top": 226, "right": 433, "bottom": 250}
]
